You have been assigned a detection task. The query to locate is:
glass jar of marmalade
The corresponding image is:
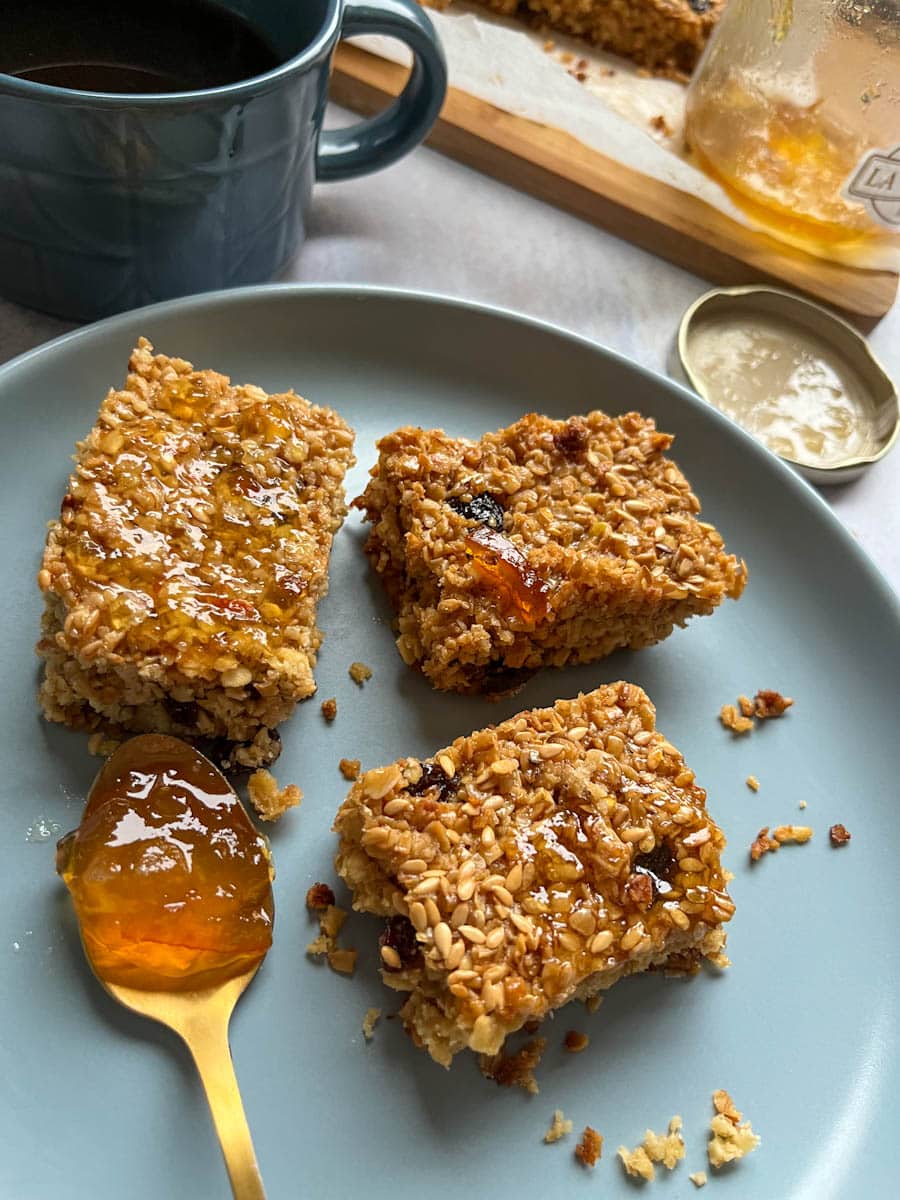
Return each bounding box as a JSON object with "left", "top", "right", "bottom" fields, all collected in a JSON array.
[{"left": 685, "top": 0, "right": 900, "bottom": 264}]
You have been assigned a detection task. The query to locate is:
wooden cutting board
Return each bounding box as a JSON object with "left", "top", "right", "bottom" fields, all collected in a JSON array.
[{"left": 331, "top": 43, "right": 898, "bottom": 322}]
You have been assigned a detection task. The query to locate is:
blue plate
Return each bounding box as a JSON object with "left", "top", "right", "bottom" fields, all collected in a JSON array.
[{"left": 1, "top": 285, "right": 897, "bottom": 1200}]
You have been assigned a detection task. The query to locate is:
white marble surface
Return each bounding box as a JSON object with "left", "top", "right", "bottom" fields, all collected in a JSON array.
[{"left": 1, "top": 112, "right": 897, "bottom": 593}]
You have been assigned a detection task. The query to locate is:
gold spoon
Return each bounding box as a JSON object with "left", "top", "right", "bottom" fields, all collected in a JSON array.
[
  {"left": 96, "top": 967, "right": 267, "bottom": 1200},
  {"left": 57, "top": 734, "right": 274, "bottom": 1200}
]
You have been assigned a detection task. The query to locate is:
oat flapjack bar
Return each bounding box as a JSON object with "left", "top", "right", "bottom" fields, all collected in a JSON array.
[
  {"left": 37, "top": 339, "right": 355, "bottom": 763},
  {"left": 334, "top": 683, "right": 734, "bottom": 1066},
  {"left": 422, "top": 0, "right": 725, "bottom": 79},
  {"left": 355, "top": 412, "right": 745, "bottom": 695}
]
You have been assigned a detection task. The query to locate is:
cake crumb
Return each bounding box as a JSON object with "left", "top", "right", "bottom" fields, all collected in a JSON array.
[
  {"left": 830, "top": 823, "right": 851, "bottom": 846},
  {"left": 560, "top": 50, "right": 574, "bottom": 64},
  {"left": 321, "top": 904, "right": 347, "bottom": 939},
  {"left": 745, "top": 774, "right": 760, "bottom": 791},
  {"left": 563, "top": 1030, "right": 590, "bottom": 1053},
  {"left": 305, "top": 933, "right": 331, "bottom": 956},
  {"left": 708, "top": 1090, "right": 760, "bottom": 1168},
  {"left": 339, "top": 757, "right": 361, "bottom": 781},
  {"left": 721, "top": 688, "right": 793, "bottom": 733},
  {"left": 247, "top": 768, "right": 301, "bottom": 821},
  {"left": 349, "top": 661, "right": 372, "bottom": 685},
  {"left": 643, "top": 1115, "right": 685, "bottom": 1169},
  {"left": 544, "top": 1109, "right": 573, "bottom": 1144},
  {"left": 362, "top": 1007, "right": 381, "bottom": 1040},
  {"left": 543, "top": 38, "right": 555, "bottom": 51},
  {"left": 720, "top": 704, "right": 753, "bottom": 734},
  {"left": 306, "top": 882, "right": 335, "bottom": 910},
  {"left": 575, "top": 1126, "right": 603, "bottom": 1167},
  {"left": 321, "top": 697, "right": 337, "bottom": 721},
  {"left": 479, "top": 1038, "right": 546, "bottom": 1094},
  {"left": 751, "top": 821, "right": 811, "bottom": 859},
  {"left": 690, "top": 1171, "right": 708, "bottom": 1187},
  {"left": 584, "top": 993, "right": 604, "bottom": 1014},
  {"left": 619, "top": 1116, "right": 685, "bottom": 1179},
  {"left": 306, "top": 901, "right": 356, "bottom": 976},
  {"left": 754, "top": 689, "right": 793, "bottom": 718},
  {"left": 650, "top": 113, "right": 672, "bottom": 137},
  {"left": 799, "top": 799, "right": 808, "bottom": 809},
  {"left": 618, "top": 1143, "right": 655, "bottom": 1181},
  {"left": 772, "top": 824, "right": 813, "bottom": 846},
  {"left": 750, "top": 826, "right": 778, "bottom": 862}
]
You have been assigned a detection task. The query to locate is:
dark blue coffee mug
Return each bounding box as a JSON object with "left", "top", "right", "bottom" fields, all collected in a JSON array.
[{"left": 0, "top": 0, "right": 446, "bottom": 320}]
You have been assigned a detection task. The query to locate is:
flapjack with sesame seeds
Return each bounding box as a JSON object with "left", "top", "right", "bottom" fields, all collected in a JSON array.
[
  {"left": 354, "top": 412, "right": 745, "bottom": 696},
  {"left": 36, "top": 339, "right": 355, "bottom": 759},
  {"left": 334, "top": 682, "right": 734, "bottom": 1066}
]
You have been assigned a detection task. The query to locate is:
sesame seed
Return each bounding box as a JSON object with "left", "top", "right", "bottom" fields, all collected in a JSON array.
[
  {"left": 590, "top": 930, "right": 614, "bottom": 954},
  {"left": 434, "top": 922, "right": 452, "bottom": 958},
  {"left": 459, "top": 924, "right": 486, "bottom": 944},
  {"left": 380, "top": 945, "right": 401, "bottom": 969}
]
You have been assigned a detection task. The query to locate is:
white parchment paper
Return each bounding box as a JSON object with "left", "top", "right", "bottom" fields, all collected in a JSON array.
[{"left": 353, "top": 5, "right": 899, "bottom": 271}]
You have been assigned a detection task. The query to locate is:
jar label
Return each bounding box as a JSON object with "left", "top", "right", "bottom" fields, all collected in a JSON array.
[{"left": 845, "top": 146, "right": 900, "bottom": 229}]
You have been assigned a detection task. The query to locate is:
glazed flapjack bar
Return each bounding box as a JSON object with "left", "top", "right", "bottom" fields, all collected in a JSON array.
[
  {"left": 37, "top": 339, "right": 354, "bottom": 762},
  {"left": 334, "top": 683, "right": 734, "bottom": 1066},
  {"left": 355, "top": 411, "right": 745, "bottom": 695},
  {"left": 423, "top": 0, "right": 725, "bottom": 79}
]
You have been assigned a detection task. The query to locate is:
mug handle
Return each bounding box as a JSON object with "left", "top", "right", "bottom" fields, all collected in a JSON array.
[{"left": 316, "top": 0, "right": 447, "bottom": 182}]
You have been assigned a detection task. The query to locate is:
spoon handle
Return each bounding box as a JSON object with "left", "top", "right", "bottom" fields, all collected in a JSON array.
[{"left": 180, "top": 1008, "right": 267, "bottom": 1200}]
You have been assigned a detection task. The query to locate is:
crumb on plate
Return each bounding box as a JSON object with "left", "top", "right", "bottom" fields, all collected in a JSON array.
[
  {"left": 349, "top": 661, "right": 372, "bottom": 685},
  {"left": 247, "top": 768, "right": 301, "bottom": 821},
  {"left": 618, "top": 1116, "right": 684, "bottom": 1180},
  {"left": 544, "top": 1109, "right": 573, "bottom": 1143},
  {"left": 644, "top": 1115, "right": 685, "bottom": 1169},
  {"left": 339, "top": 758, "right": 361, "bottom": 781},
  {"left": 575, "top": 1126, "right": 603, "bottom": 1167},
  {"left": 690, "top": 1170, "right": 708, "bottom": 1187},
  {"left": 307, "top": 901, "right": 356, "bottom": 976},
  {"left": 708, "top": 1090, "right": 760, "bottom": 1168},
  {"left": 772, "top": 824, "right": 812, "bottom": 846},
  {"left": 618, "top": 1143, "right": 656, "bottom": 1181},
  {"left": 321, "top": 697, "right": 337, "bottom": 721},
  {"left": 750, "top": 823, "right": 812, "bottom": 861},
  {"left": 306, "top": 882, "right": 336, "bottom": 910},
  {"left": 479, "top": 1038, "right": 546, "bottom": 1094},
  {"left": 745, "top": 774, "right": 760, "bottom": 791},
  {"left": 720, "top": 704, "right": 754, "bottom": 734},
  {"left": 754, "top": 689, "right": 793, "bottom": 718},
  {"left": 830, "top": 823, "right": 851, "bottom": 846},
  {"left": 564, "top": 1030, "right": 590, "bottom": 1053},
  {"left": 362, "top": 1007, "right": 381, "bottom": 1040}
]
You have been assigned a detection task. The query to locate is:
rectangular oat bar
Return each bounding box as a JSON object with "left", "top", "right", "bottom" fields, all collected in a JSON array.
[
  {"left": 37, "top": 339, "right": 355, "bottom": 765},
  {"left": 355, "top": 412, "right": 745, "bottom": 695},
  {"left": 334, "top": 683, "right": 734, "bottom": 1066},
  {"left": 422, "top": 0, "right": 725, "bottom": 78}
]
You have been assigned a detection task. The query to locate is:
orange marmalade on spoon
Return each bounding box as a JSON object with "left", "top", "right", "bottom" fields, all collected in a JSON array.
[{"left": 56, "top": 735, "right": 274, "bottom": 991}]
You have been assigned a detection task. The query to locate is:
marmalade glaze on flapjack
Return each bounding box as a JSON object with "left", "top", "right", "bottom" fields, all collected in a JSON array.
[
  {"left": 58, "top": 373, "right": 323, "bottom": 674},
  {"left": 57, "top": 735, "right": 274, "bottom": 991}
]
